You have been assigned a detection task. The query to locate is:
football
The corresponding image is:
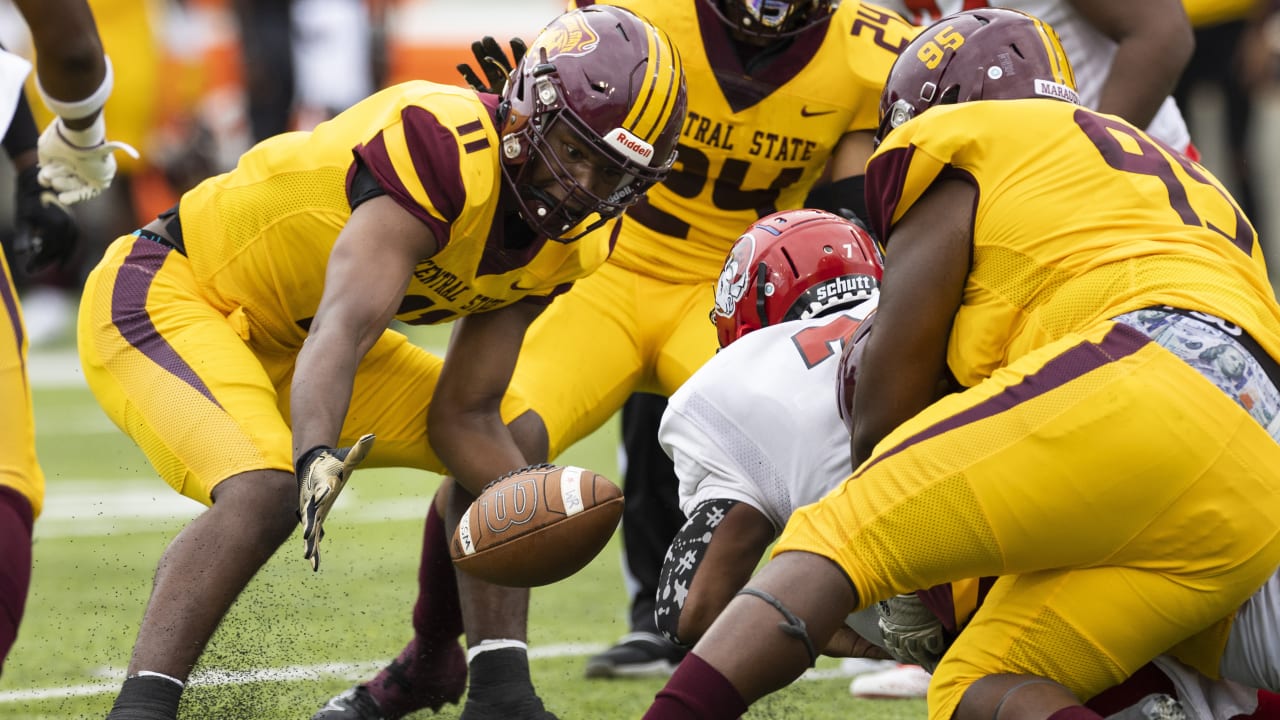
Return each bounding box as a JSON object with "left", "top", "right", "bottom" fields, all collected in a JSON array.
[{"left": 450, "top": 463, "right": 624, "bottom": 587}]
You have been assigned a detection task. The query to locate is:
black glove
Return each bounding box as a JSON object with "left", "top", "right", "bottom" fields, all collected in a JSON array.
[
  {"left": 456, "top": 36, "right": 528, "bottom": 94},
  {"left": 13, "top": 163, "right": 78, "bottom": 273}
]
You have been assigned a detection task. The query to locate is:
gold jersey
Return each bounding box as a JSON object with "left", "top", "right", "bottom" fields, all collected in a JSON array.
[
  {"left": 177, "top": 81, "right": 616, "bottom": 349},
  {"left": 572, "top": 0, "right": 918, "bottom": 282},
  {"left": 866, "top": 99, "right": 1280, "bottom": 387}
]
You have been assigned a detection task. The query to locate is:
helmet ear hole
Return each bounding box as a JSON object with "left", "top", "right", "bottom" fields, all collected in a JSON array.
[{"left": 754, "top": 261, "right": 770, "bottom": 330}]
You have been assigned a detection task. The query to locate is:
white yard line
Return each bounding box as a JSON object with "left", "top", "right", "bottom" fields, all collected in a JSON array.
[
  {"left": 0, "top": 645, "right": 860, "bottom": 703},
  {"left": 36, "top": 481, "right": 433, "bottom": 539},
  {"left": 27, "top": 349, "right": 85, "bottom": 390}
]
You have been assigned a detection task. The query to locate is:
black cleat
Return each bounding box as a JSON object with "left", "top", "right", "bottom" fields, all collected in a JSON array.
[
  {"left": 312, "top": 686, "right": 387, "bottom": 720},
  {"left": 583, "top": 631, "right": 687, "bottom": 679}
]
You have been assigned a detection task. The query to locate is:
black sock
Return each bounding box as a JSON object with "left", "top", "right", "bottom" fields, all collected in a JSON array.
[
  {"left": 106, "top": 675, "right": 184, "bottom": 720},
  {"left": 464, "top": 648, "right": 556, "bottom": 719},
  {"left": 468, "top": 647, "right": 533, "bottom": 698}
]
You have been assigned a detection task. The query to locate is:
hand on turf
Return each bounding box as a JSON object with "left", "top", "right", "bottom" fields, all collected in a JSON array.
[
  {"left": 37, "top": 117, "right": 139, "bottom": 205},
  {"left": 13, "top": 164, "right": 78, "bottom": 273},
  {"left": 456, "top": 36, "right": 527, "bottom": 94},
  {"left": 296, "top": 434, "right": 375, "bottom": 571},
  {"left": 877, "top": 593, "right": 948, "bottom": 672}
]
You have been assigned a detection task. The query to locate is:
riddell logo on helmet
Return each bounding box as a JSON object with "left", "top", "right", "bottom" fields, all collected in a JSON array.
[
  {"left": 607, "top": 127, "right": 655, "bottom": 166},
  {"left": 537, "top": 14, "right": 601, "bottom": 58}
]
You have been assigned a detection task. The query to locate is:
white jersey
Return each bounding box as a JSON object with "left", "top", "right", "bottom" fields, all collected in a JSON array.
[
  {"left": 659, "top": 297, "right": 877, "bottom": 531},
  {"left": 0, "top": 48, "right": 32, "bottom": 139},
  {"left": 875, "top": 0, "right": 1190, "bottom": 149}
]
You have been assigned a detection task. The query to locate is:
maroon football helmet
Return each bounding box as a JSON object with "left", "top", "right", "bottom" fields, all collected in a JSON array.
[
  {"left": 876, "top": 7, "right": 1079, "bottom": 145},
  {"left": 835, "top": 308, "right": 875, "bottom": 434},
  {"left": 711, "top": 209, "right": 882, "bottom": 349},
  {"left": 500, "top": 6, "right": 688, "bottom": 240},
  {"left": 703, "top": 0, "right": 836, "bottom": 41}
]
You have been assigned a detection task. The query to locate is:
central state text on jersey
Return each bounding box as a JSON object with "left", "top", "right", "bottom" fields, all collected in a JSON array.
[
  {"left": 682, "top": 110, "right": 819, "bottom": 162},
  {"left": 410, "top": 259, "right": 505, "bottom": 315}
]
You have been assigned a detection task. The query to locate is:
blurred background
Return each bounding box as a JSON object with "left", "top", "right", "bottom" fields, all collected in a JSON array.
[
  {"left": 0, "top": 0, "right": 1277, "bottom": 350},
  {"left": 0, "top": 0, "right": 564, "bottom": 348}
]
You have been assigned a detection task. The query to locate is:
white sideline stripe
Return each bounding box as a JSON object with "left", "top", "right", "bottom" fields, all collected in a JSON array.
[
  {"left": 27, "top": 349, "right": 84, "bottom": 390},
  {"left": 0, "top": 645, "right": 861, "bottom": 704},
  {"left": 35, "top": 481, "right": 433, "bottom": 539}
]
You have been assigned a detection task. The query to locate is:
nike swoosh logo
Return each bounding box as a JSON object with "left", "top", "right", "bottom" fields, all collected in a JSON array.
[{"left": 800, "top": 106, "right": 836, "bottom": 117}]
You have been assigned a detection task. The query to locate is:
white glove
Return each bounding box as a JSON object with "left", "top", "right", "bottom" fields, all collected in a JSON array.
[
  {"left": 877, "top": 593, "right": 949, "bottom": 672},
  {"left": 37, "top": 115, "right": 139, "bottom": 205},
  {"left": 296, "top": 434, "right": 375, "bottom": 571}
]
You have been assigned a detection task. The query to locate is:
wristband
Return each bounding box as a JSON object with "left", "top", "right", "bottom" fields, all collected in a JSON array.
[
  {"left": 37, "top": 55, "right": 113, "bottom": 121},
  {"left": 294, "top": 445, "right": 330, "bottom": 475},
  {"left": 53, "top": 113, "right": 106, "bottom": 148}
]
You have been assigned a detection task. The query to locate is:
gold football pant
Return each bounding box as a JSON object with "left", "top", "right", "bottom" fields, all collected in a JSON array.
[
  {"left": 79, "top": 233, "right": 524, "bottom": 504},
  {"left": 0, "top": 253, "right": 42, "bottom": 517},
  {"left": 506, "top": 259, "right": 719, "bottom": 460}
]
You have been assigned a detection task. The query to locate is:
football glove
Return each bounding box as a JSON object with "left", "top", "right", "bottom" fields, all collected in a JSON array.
[
  {"left": 12, "top": 164, "right": 77, "bottom": 273},
  {"left": 37, "top": 116, "right": 139, "bottom": 205},
  {"left": 877, "top": 593, "right": 948, "bottom": 672},
  {"left": 296, "top": 433, "right": 375, "bottom": 571},
  {"left": 456, "top": 36, "right": 527, "bottom": 94}
]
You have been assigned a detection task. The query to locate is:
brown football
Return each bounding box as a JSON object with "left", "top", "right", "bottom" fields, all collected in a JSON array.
[{"left": 450, "top": 464, "right": 624, "bottom": 587}]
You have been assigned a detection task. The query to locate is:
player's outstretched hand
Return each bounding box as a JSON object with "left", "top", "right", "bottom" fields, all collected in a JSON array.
[
  {"left": 296, "top": 434, "right": 375, "bottom": 571},
  {"left": 456, "top": 36, "right": 527, "bottom": 94},
  {"left": 37, "top": 117, "right": 139, "bottom": 205},
  {"left": 13, "top": 164, "right": 78, "bottom": 273},
  {"left": 877, "top": 593, "right": 948, "bottom": 672}
]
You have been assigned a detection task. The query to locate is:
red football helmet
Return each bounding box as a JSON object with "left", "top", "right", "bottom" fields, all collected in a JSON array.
[
  {"left": 500, "top": 6, "right": 688, "bottom": 241},
  {"left": 711, "top": 209, "right": 882, "bottom": 348},
  {"left": 702, "top": 0, "right": 836, "bottom": 41},
  {"left": 876, "top": 8, "right": 1078, "bottom": 145}
]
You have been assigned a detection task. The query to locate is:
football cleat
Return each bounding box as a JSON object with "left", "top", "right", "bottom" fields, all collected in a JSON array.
[
  {"left": 1107, "top": 693, "right": 1188, "bottom": 720},
  {"left": 848, "top": 663, "right": 931, "bottom": 700},
  {"left": 584, "top": 631, "right": 687, "bottom": 679},
  {"left": 312, "top": 686, "right": 386, "bottom": 720},
  {"left": 838, "top": 657, "right": 900, "bottom": 677}
]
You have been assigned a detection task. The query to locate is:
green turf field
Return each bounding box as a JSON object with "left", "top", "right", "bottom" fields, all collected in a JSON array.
[{"left": 1, "top": 338, "right": 927, "bottom": 719}]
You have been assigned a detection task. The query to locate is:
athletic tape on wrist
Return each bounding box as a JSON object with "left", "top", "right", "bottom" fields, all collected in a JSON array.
[
  {"left": 37, "top": 55, "right": 113, "bottom": 121},
  {"left": 132, "top": 670, "right": 185, "bottom": 688},
  {"left": 54, "top": 113, "right": 106, "bottom": 148},
  {"left": 466, "top": 639, "right": 528, "bottom": 664}
]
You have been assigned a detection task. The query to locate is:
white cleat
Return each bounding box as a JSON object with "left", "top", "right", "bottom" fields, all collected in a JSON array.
[{"left": 849, "top": 663, "right": 931, "bottom": 700}]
